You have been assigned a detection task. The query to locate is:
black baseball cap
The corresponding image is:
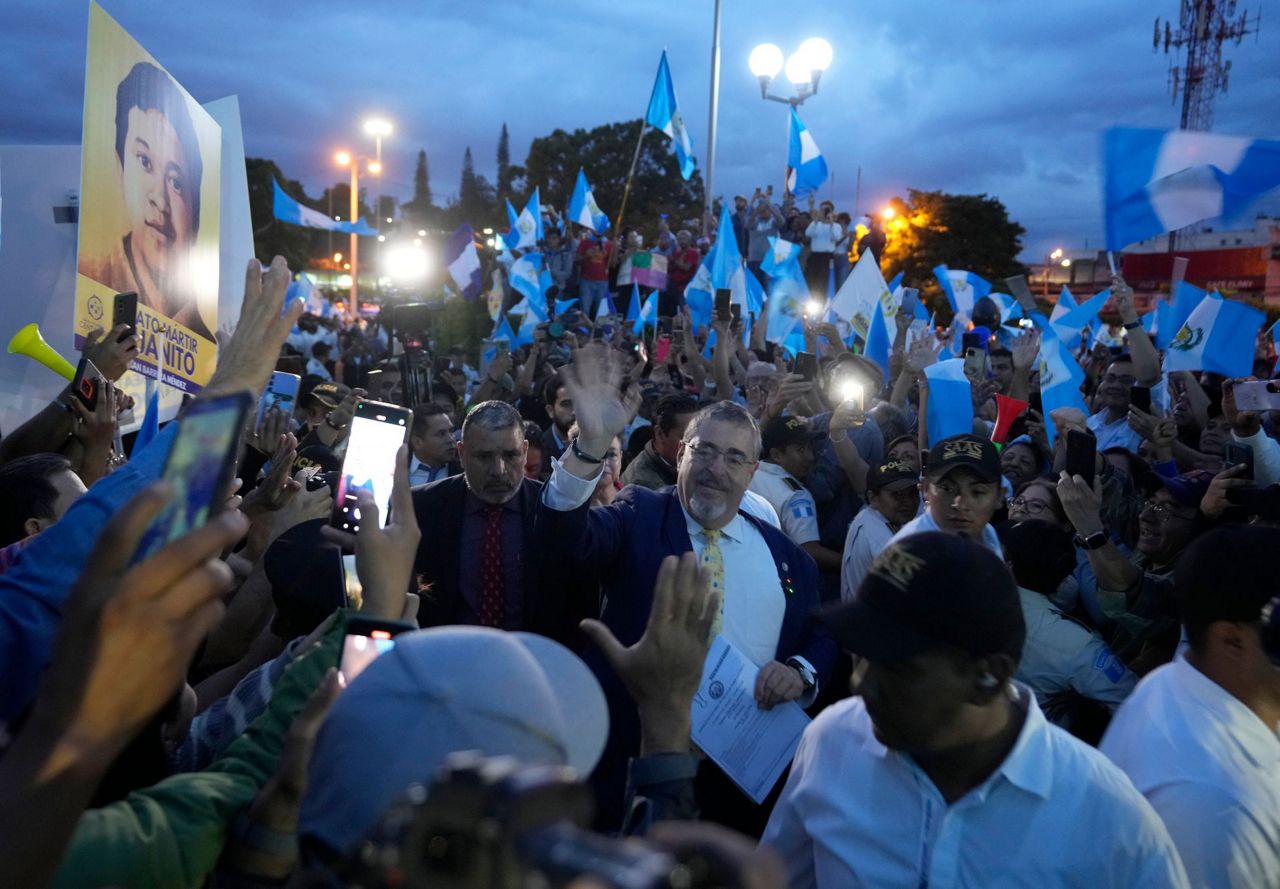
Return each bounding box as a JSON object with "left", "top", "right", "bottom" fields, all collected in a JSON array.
[
  {"left": 821, "top": 532, "right": 1024, "bottom": 663},
  {"left": 761, "top": 416, "right": 821, "bottom": 454},
  {"left": 1177, "top": 526, "right": 1279, "bottom": 635},
  {"left": 924, "top": 434, "right": 1002, "bottom": 484},
  {"left": 867, "top": 460, "right": 918, "bottom": 493},
  {"left": 264, "top": 519, "right": 347, "bottom": 637}
]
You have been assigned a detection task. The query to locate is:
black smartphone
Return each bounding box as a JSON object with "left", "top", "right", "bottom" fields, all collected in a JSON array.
[
  {"left": 135, "top": 391, "right": 254, "bottom": 561},
  {"left": 961, "top": 332, "right": 982, "bottom": 352},
  {"left": 1224, "top": 442, "right": 1254, "bottom": 481},
  {"left": 657, "top": 317, "right": 672, "bottom": 336},
  {"left": 794, "top": 351, "right": 818, "bottom": 382},
  {"left": 964, "top": 347, "right": 987, "bottom": 380},
  {"left": 112, "top": 291, "right": 138, "bottom": 342},
  {"left": 339, "top": 615, "right": 416, "bottom": 684},
  {"left": 70, "top": 356, "right": 103, "bottom": 411},
  {"left": 1065, "top": 429, "right": 1097, "bottom": 488},
  {"left": 714, "top": 288, "right": 732, "bottom": 320},
  {"left": 1129, "top": 385, "right": 1151, "bottom": 414},
  {"left": 331, "top": 399, "right": 412, "bottom": 533},
  {"left": 730, "top": 303, "right": 743, "bottom": 322}
]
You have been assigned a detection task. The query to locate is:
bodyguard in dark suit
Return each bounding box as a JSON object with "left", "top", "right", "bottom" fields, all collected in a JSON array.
[
  {"left": 538, "top": 347, "right": 837, "bottom": 833},
  {"left": 410, "top": 400, "right": 594, "bottom": 648}
]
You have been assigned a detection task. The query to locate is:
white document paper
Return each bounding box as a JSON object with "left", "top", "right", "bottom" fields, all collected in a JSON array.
[{"left": 690, "top": 635, "right": 811, "bottom": 804}]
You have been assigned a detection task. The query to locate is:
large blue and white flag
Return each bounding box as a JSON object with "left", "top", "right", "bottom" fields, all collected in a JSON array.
[
  {"left": 554, "top": 297, "right": 579, "bottom": 317},
  {"left": 646, "top": 50, "right": 697, "bottom": 180},
  {"left": 786, "top": 108, "right": 828, "bottom": 199},
  {"left": 1163, "top": 293, "right": 1265, "bottom": 378},
  {"left": 865, "top": 303, "right": 891, "bottom": 383},
  {"left": 760, "top": 236, "right": 803, "bottom": 280},
  {"left": 504, "top": 189, "right": 545, "bottom": 250},
  {"left": 633, "top": 291, "right": 658, "bottom": 335},
  {"left": 1156, "top": 281, "right": 1210, "bottom": 350},
  {"left": 273, "top": 179, "right": 376, "bottom": 234},
  {"left": 831, "top": 251, "right": 895, "bottom": 341},
  {"left": 567, "top": 168, "right": 610, "bottom": 234},
  {"left": 508, "top": 253, "right": 547, "bottom": 311},
  {"left": 684, "top": 204, "right": 749, "bottom": 329},
  {"left": 765, "top": 275, "right": 809, "bottom": 347},
  {"left": 1052, "top": 286, "right": 1111, "bottom": 340},
  {"left": 443, "top": 224, "right": 483, "bottom": 300},
  {"left": 1036, "top": 324, "right": 1089, "bottom": 442},
  {"left": 922, "top": 359, "right": 975, "bottom": 447},
  {"left": 1103, "top": 127, "right": 1280, "bottom": 251},
  {"left": 933, "top": 265, "right": 992, "bottom": 319}
]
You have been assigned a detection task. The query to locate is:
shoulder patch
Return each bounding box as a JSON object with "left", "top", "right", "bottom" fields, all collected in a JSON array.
[
  {"left": 783, "top": 477, "right": 804, "bottom": 491},
  {"left": 789, "top": 500, "right": 815, "bottom": 519},
  {"left": 1094, "top": 649, "right": 1127, "bottom": 683}
]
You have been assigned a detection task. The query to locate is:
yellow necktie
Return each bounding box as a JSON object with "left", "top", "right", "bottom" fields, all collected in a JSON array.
[{"left": 701, "top": 529, "right": 726, "bottom": 636}]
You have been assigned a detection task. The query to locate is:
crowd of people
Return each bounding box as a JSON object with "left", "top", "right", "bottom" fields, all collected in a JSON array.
[{"left": 1, "top": 199, "right": 1279, "bottom": 888}]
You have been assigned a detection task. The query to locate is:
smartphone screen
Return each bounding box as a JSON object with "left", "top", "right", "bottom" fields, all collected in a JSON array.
[
  {"left": 1232, "top": 380, "right": 1280, "bottom": 412},
  {"left": 257, "top": 371, "right": 300, "bottom": 428},
  {"left": 795, "top": 351, "right": 818, "bottom": 382},
  {"left": 136, "top": 391, "right": 253, "bottom": 560},
  {"left": 71, "top": 357, "right": 103, "bottom": 411},
  {"left": 113, "top": 291, "right": 138, "bottom": 341},
  {"left": 654, "top": 335, "right": 672, "bottom": 364},
  {"left": 332, "top": 400, "right": 411, "bottom": 533},
  {"left": 1065, "top": 430, "right": 1097, "bottom": 488},
  {"left": 1224, "top": 443, "right": 1254, "bottom": 481},
  {"left": 714, "top": 288, "right": 732, "bottom": 320},
  {"left": 963, "top": 347, "right": 988, "bottom": 380},
  {"left": 1129, "top": 386, "right": 1151, "bottom": 414}
]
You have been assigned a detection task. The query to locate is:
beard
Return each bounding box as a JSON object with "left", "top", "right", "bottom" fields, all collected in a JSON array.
[{"left": 687, "top": 491, "right": 731, "bottom": 526}]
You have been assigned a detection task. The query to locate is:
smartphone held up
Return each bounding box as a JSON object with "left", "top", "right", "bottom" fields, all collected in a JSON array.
[{"left": 331, "top": 400, "right": 412, "bottom": 534}]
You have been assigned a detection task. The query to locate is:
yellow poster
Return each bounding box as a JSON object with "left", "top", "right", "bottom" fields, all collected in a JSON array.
[{"left": 75, "top": 2, "right": 221, "bottom": 393}]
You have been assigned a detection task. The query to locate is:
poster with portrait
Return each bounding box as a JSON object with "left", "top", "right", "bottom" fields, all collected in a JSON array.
[{"left": 74, "top": 1, "right": 221, "bottom": 393}]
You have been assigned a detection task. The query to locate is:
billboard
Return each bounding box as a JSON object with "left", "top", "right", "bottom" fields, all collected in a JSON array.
[{"left": 74, "top": 1, "right": 221, "bottom": 393}]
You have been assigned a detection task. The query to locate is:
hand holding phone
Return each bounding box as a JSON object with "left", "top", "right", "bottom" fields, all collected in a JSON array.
[
  {"left": 1129, "top": 386, "right": 1151, "bottom": 415},
  {"left": 1065, "top": 429, "right": 1097, "bottom": 489},
  {"left": 112, "top": 291, "right": 138, "bottom": 342},
  {"left": 794, "top": 351, "right": 818, "bottom": 383},
  {"left": 70, "top": 357, "right": 104, "bottom": 412},
  {"left": 331, "top": 400, "right": 412, "bottom": 534},
  {"left": 1224, "top": 443, "right": 1254, "bottom": 481}
]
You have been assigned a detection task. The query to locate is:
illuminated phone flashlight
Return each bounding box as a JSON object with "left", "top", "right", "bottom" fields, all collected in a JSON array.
[
  {"left": 804, "top": 299, "right": 823, "bottom": 319},
  {"left": 1018, "top": 317, "right": 1034, "bottom": 329},
  {"left": 837, "top": 379, "right": 865, "bottom": 410}
]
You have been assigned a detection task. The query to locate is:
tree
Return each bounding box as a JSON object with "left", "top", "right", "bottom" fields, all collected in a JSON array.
[
  {"left": 445, "top": 146, "right": 497, "bottom": 229},
  {"left": 879, "top": 190, "right": 1028, "bottom": 319},
  {"left": 403, "top": 149, "right": 436, "bottom": 227},
  {"left": 520, "top": 119, "right": 704, "bottom": 238},
  {"left": 496, "top": 122, "right": 512, "bottom": 206},
  {"left": 245, "top": 157, "right": 323, "bottom": 270}
]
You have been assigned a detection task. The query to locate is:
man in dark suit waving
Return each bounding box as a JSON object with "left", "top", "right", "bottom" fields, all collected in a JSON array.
[
  {"left": 539, "top": 345, "right": 837, "bottom": 832},
  {"left": 410, "top": 400, "right": 592, "bottom": 647}
]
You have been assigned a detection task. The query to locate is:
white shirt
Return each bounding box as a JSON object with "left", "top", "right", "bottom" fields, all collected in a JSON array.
[
  {"left": 1086, "top": 409, "right": 1144, "bottom": 453},
  {"left": 408, "top": 457, "right": 450, "bottom": 488},
  {"left": 749, "top": 462, "right": 819, "bottom": 546},
  {"left": 804, "top": 220, "right": 844, "bottom": 253},
  {"left": 762, "top": 691, "right": 1189, "bottom": 889},
  {"left": 544, "top": 457, "right": 804, "bottom": 678},
  {"left": 1101, "top": 655, "right": 1280, "bottom": 889},
  {"left": 305, "top": 357, "right": 332, "bottom": 381},
  {"left": 840, "top": 506, "right": 895, "bottom": 602},
  {"left": 888, "top": 507, "right": 1003, "bottom": 557},
  {"left": 739, "top": 489, "right": 781, "bottom": 529},
  {"left": 1015, "top": 587, "right": 1137, "bottom": 724}
]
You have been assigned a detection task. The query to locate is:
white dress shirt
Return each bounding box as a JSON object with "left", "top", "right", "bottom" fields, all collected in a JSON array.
[
  {"left": 888, "top": 507, "right": 1004, "bottom": 557},
  {"left": 749, "top": 462, "right": 819, "bottom": 546},
  {"left": 840, "top": 506, "right": 895, "bottom": 602},
  {"left": 408, "top": 457, "right": 450, "bottom": 488},
  {"left": 804, "top": 220, "right": 844, "bottom": 253},
  {"left": 1101, "top": 655, "right": 1280, "bottom": 889},
  {"left": 1086, "top": 409, "right": 1144, "bottom": 453},
  {"left": 762, "top": 690, "right": 1189, "bottom": 889}
]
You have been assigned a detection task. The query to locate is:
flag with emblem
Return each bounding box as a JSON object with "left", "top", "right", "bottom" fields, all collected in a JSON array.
[
  {"left": 933, "top": 265, "right": 992, "bottom": 320},
  {"left": 832, "top": 250, "right": 895, "bottom": 341},
  {"left": 508, "top": 253, "right": 546, "bottom": 311},
  {"left": 1035, "top": 323, "right": 1089, "bottom": 441},
  {"left": 1163, "top": 292, "right": 1265, "bottom": 378},
  {"left": 646, "top": 50, "right": 697, "bottom": 180},
  {"left": 567, "top": 168, "right": 610, "bottom": 234},
  {"left": 504, "top": 188, "right": 544, "bottom": 250},
  {"left": 786, "top": 107, "right": 829, "bottom": 199}
]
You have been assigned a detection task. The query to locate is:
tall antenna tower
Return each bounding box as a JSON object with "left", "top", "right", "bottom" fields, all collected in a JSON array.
[{"left": 1154, "top": 1, "right": 1262, "bottom": 132}]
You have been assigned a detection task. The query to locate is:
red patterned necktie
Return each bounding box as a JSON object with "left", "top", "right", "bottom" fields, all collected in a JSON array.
[{"left": 479, "top": 505, "right": 505, "bottom": 628}]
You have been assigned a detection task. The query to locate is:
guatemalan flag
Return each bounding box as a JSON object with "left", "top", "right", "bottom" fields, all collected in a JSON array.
[
  {"left": 1052, "top": 286, "right": 1111, "bottom": 344},
  {"left": 646, "top": 50, "right": 697, "bottom": 180},
  {"left": 760, "top": 236, "right": 803, "bottom": 280},
  {"left": 632, "top": 291, "right": 658, "bottom": 335},
  {"left": 273, "top": 179, "right": 376, "bottom": 235},
  {"left": 1104, "top": 128, "right": 1280, "bottom": 250},
  {"left": 1036, "top": 324, "right": 1090, "bottom": 442},
  {"left": 922, "top": 359, "right": 975, "bottom": 447},
  {"left": 934, "top": 265, "right": 992, "bottom": 320},
  {"left": 508, "top": 253, "right": 547, "bottom": 311},
  {"left": 567, "top": 169, "right": 610, "bottom": 234},
  {"left": 504, "top": 189, "right": 544, "bottom": 250},
  {"left": 1163, "top": 293, "right": 1265, "bottom": 378},
  {"left": 786, "top": 108, "right": 828, "bottom": 199},
  {"left": 443, "top": 224, "right": 483, "bottom": 300}
]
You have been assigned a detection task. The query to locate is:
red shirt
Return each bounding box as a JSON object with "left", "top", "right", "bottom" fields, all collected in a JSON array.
[
  {"left": 577, "top": 238, "right": 614, "bottom": 281},
  {"left": 668, "top": 246, "right": 700, "bottom": 288}
]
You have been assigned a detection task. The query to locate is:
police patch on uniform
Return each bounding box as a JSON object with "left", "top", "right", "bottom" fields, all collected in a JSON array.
[
  {"left": 1094, "top": 649, "right": 1126, "bottom": 682},
  {"left": 790, "top": 501, "right": 815, "bottom": 519}
]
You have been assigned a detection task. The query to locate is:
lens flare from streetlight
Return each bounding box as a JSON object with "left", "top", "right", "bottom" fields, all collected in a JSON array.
[
  {"left": 1061, "top": 258, "right": 1072, "bottom": 268},
  {"left": 749, "top": 43, "right": 784, "bottom": 79},
  {"left": 333, "top": 252, "right": 343, "bottom": 263},
  {"left": 785, "top": 51, "right": 812, "bottom": 86},
  {"left": 363, "top": 119, "right": 393, "bottom": 137},
  {"left": 368, "top": 160, "right": 383, "bottom": 175},
  {"left": 1050, "top": 247, "right": 1063, "bottom": 260},
  {"left": 804, "top": 299, "right": 823, "bottom": 317},
  {"left": 797, "top": 37, "right": 833, "bottom": 72},
  {"left": 334, "top": 150, "right": 352, "bottom": 167},
  {"left": 385, "top": 244, "right": 430, "bottom": 283},
  {"left": 881, "top": 206, "right": 896, "bottom": 221}
]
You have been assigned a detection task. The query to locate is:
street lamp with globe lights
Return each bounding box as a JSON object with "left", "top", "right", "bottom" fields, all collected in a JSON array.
[
  {"left": 335, "top": 149, "right": 384, "bottom": 307},
  {"left": 750, "top": 37, "right": 832, "bottom": 106},
  {"left": 1044, "top": 247, "right": 1065, "bottom": 297}
]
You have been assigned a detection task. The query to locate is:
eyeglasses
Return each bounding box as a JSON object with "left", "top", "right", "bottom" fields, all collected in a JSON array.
[
  {"left": 685, "top": 440, "right": 757, "bottom": 471},
  {"left": 1010, "top": 496, "right": 1049, "bottom": 514},
  {"left": 1141, "top": 500, "right": 1195, "bottom": 523},
  {"left": 1102, "top": 373, "right": 1137, "bottom": 386}
]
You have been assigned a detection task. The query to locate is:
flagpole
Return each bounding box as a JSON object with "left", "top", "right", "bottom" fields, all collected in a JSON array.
[
  {"left": 705, "top": 0, "right": 722, "bottom": 228},
  {"left": 615, "top": 123, "right": 649, "bottom": 237}
]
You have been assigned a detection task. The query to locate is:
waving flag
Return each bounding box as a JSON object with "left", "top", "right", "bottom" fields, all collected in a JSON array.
[
  {"left": 865, "top": 304, "right": 891, "bottom": 383},
  {"left": 632, "top": 291, "right": 658, "bottom": 335},
  {"left": 934, "top": 266, "right": 992, "bottom": 319},
  {"left": 1103, "top": 127, "right": 1280, "bottom": 251},
  {"left": 1156, "top": 281, "right": 1210, "bottom": 350},
  {"left": 273, "top": 179, "right": 375, "bottom": 234},
  {"left": 923, "top": 359, "right": 975, "bottom": 447},
  {"left": 504, "top": 188, "right": 544, "bottom": 250},
  {"left": 554, "top": 297, "right": 578, "bottom": 317},
  {"left": 1037, "top": 325, "right": 1089, "bottom": 442},
  {"left": 1053, "top": 286, "right": 1111, "bottom": 341},
  {"left": 567, "top": 168, "right": 610, "bottom": 234},
  {"left": 761, "top": 236, "right": 803, "bottom": 279},
  {"left": 508, "top": 253, "right": 546, "bottom": 309},
  {"left": 646, "top": 50, "right": 697, "bottom": 180},
  {"left": 491, "top": 315, "right": 516, "bottom": 343},
  {"left": 594, "top": 291, "right": 618, "bottom": 321},
  {"left": 625, "top": 283, "right": 641, "bottom": 322},
  {"left": 443, "top": 224, "right": 483, "bottom": 300},
  {"left": 786, "top": 108, "right": 828, "bottom": 199},
  {"left": 831, "top": 251, "right": 894, "bottom": 340},
  {"left": 1163, "top": 293, "right": 1265, "bottom": 378},
  {"left": 684, "top": 204, "right": 749, "bottom": 329},
  {"left": 765, "top": 275, "right": 808, "bottom": 347}
]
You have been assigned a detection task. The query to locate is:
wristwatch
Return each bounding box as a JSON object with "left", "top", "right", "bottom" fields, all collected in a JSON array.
[
  {"left": 785, "top": 657, "right": 817, "bottom": 692},
  {"left": 571, "top": 438, "right": 604, "bottom": 464},
  {"left": 1073, "top": 530, "right": 1109, "bottom": 550},
  {"left": 1122, "top": 320, "right": 1142, "bottom": 331}
]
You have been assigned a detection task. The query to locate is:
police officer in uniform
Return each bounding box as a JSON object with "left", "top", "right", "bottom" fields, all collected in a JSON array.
[{"left": 750, "top": 416, "right": 845, "bottom": 575}]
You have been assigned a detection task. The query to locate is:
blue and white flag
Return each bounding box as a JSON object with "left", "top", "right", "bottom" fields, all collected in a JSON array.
[
  {"left": 744, "top": 265, "right": 766, "bottom": 315},
  {"left": 760, "top": 236, "right": 803, "bottom": 280},
  {"left": 684, "top": 204, "right": 749, "bottom": 328},
  {"left": 831, "top": 250, "right": 894, "bottom": 341},
  {"left": 443, "top": 224, "right": 483, "bottom": 300},
  {"left": 273, "top": 179, "right": 375, "bottom": 235},
  {"left": 504, "top": 189, "right": 545, "bottom": 250},
  {"left": 646, "top": 50, "right": 697, "bottom": 180},
  {"left": 1157, "top": 281, "right": 1209, "bottom": 350},
  {"left": 1053, "top": 286, "right": 1111, "bottom": 341},
  {"left": 865, "top": 303, "right": 891, "bottom": 383},
  {"left": 922, "top": 359, "right": 974, "bottom": 447},
  {"left": 131, "top": 380, "right": 161, "bottom": 457},
  {"left": 786, "top": 107, "right": 828, "bottom": 199},
  {"left": 508, "top": 253, "right": 546, "bottom": 310},
  {"left": 285, "top": 272, "right": 326, "bottom": 317},
  {"left": 491, "top": 314, "right": 516, "bottom": 343},
  {"left": 765, "top": 275, "right": 809, "bottom": 347},
  {"left": 625, "top": 283, "right": 641, "bottom": 323},
  {"left": 632, "top": 291, "right": 658, "bottom": 335},
  {"left": 933, "top": 265, "right": 992, "bottom": 319},
  {"left": 1163, "top": 293, "right": 1265, "bottom": 378},
  {"left": 555, "top": 297, "right": 579, "bottom": 317},
  {"left": 1103, "top": 127, "right": 1280, "bottom": 251},
  {"left": 595, "top": 291, "right": 618, "bottom": 321},
  {"left": 1037, "top": 325, "right": 1089, "bottom": 442},
  {"left": 567, "top": 168, "right": 610, "bottom": 234}
]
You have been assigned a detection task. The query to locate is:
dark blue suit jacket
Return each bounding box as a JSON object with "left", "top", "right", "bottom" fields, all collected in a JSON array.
[{"left": 536, "top": 482, "right": 837, "bottom": 823}]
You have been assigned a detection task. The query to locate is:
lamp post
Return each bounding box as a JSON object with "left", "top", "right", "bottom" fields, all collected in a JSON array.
[
  {"left": 1044, "top": 247, "right": 1068, "bottom": 297},
  {"left": 335, "top": 150, "right": 381, "bottom": 309},
  {"left": 749, "top": 37, "right": 833, "bottom": 107}
]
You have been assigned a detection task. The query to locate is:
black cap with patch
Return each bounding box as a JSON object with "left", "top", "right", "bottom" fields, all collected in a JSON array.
[
  {"left": 761, "top": 416, "right": 821, "bottom": 454},
  {"left": 820, "top": 531, "right": 1024, "bottom": 663},
  {"left": 924, "top": 434, "right": 1002, "bottom": 484},
  {"left": 867, "top": 460, "right": 919, "bottom": 493}
]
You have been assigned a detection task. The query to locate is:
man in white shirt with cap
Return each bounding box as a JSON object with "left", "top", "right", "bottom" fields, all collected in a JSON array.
[
  {"left": 889, "top": 433, "right": 1005, "bottom": 556},
  {"left": 749, "top": 416, "right": 843, "bottom": 573}
]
